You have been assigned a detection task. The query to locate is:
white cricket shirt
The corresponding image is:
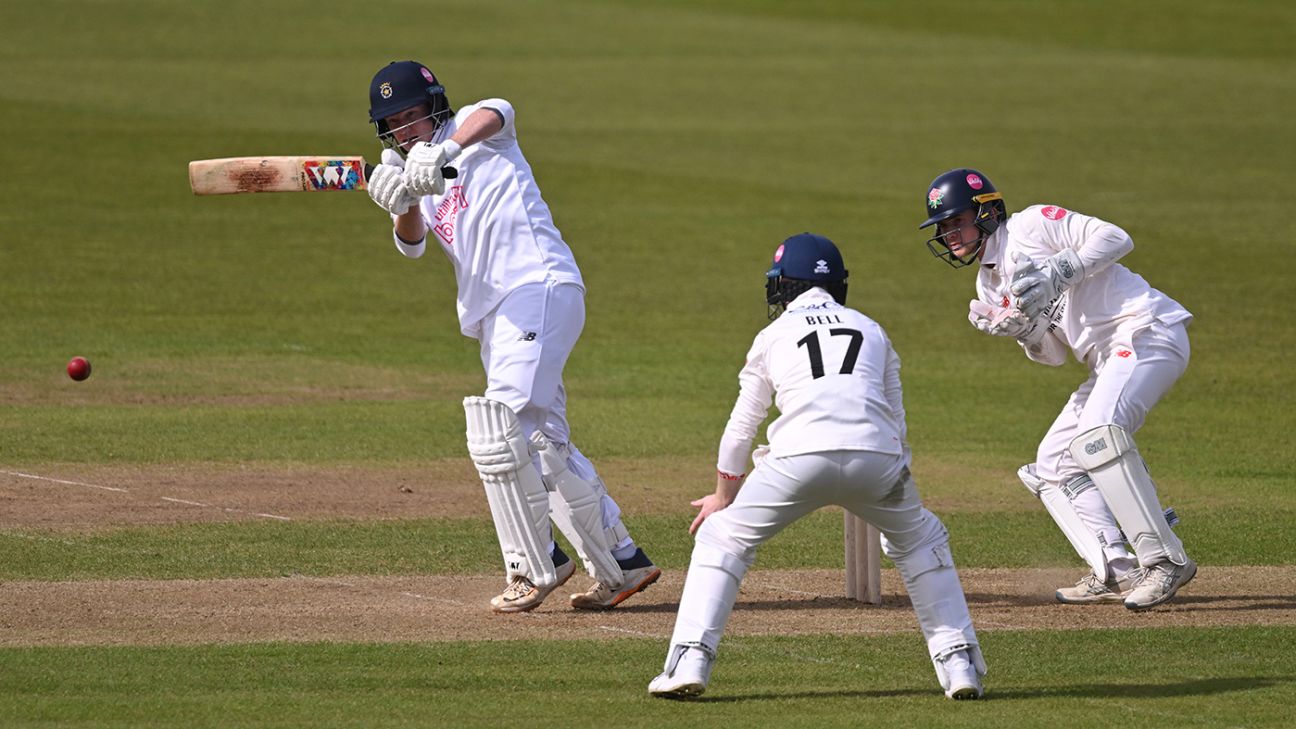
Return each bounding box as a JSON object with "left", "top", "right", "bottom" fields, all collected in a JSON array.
[
  {"left": 716, "top": 288, "right": 907, "bottom": 476},
  {"left": 394, "top": 98, "right": 584, "bottom": 338},
  {"left": 976, "top": 205, "right": 1191, "bottom": 368}
]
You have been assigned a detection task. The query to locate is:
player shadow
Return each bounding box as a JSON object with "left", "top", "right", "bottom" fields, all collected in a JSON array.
[
  {"left": 691, "top": 676, "right": 1292, "bottom": 704},
  {"left": 992, "top": 675, "right": 1293, "bottom": 700},
  {"left": 1158, "top": 593, "right": 1296, "bottom": 611},
  {"left": 717, "top": 591, "right": 1296, "bottom": 612}
]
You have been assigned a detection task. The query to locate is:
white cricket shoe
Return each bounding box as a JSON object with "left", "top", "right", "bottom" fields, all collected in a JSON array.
[
  {"left": 649, "top": 643, "right": 714, "bottom": 699},
  {"left": 489, "top": 551, "right": 577, "bottom": 614},
  {"left": 1055, "top": 569, "right": 1141, "bottom": 605},
  {"left": 936, "top": 647, "right": 985, "bottom": 700},
  {"left": 1124, "top": 557, "right": 1197, "bottom": 611},
  {"left": 570, "top": 548, "right": 662, "bottom": 610}
]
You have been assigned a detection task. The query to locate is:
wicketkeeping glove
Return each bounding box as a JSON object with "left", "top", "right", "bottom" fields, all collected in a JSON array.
[
  {"left": 1009, "top": 250, "right": 1085, "bottom": 319},
  {"left": 405, "top": 140, "right": 462, "bottom": 196},
  {"left": 367, "top": 149, "right": 418, "bottom": 215},
  {"left": 968, "top": 299, "right": 1040, "bottom": 339}
]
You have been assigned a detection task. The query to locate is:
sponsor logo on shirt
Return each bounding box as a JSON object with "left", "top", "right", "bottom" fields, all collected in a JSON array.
[
  {"left": 1040, "top": 205, "right": 1068, "bottom": 221},
  {"left": 1116, "top": 349, "right": 1132, "bottom": 358},
  {"left": 432, "top": 185, "right": 468, "bottom": 246}
]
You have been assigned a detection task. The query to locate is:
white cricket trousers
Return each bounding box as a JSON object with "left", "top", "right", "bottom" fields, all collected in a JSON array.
[
  {"left": 671, "top": 449, "right": 979, "bottom": 665},
  {"left": 1033, "top": 321, "right": 1189, "bottom": 564},
  {"left": 476, "top": 279, "right": 628, "bottom": 545}
]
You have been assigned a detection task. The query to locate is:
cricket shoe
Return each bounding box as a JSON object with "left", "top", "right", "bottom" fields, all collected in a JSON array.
[
  {"left": 490, "top": 545, "right": 577, "bottom": 614},
  {"left": 649, "top": 643, "right": 714, "bottom": 699},
  {"left": 1055, "top": 569, "right": 1142, "bottom": 605},
  {"left": 570, "top": 548, "right": 661, "bottom": 610},
  {"left": 1124, "top": 557, "right": 1197, "bottom": 611},
  {"left": 935, "top": 646, "right": 985, "bottom": 700}
]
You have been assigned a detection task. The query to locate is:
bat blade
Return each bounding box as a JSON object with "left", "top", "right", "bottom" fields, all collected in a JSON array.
[{"left": 189, "top": 156, "right": 369, "bottom": 195}]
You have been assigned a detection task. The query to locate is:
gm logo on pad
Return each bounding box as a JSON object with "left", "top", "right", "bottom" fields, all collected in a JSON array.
[{"left": 1084, "top": 438, "right": 1108, "bottom": 456}]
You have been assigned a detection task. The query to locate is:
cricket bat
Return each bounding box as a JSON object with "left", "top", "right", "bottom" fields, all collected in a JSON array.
[{"left": 188, "top": 156, "right": 456, "bottom": 196}]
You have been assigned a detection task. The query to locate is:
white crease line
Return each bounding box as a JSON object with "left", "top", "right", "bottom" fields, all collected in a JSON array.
[
  {"left": 1, "top": 470, "right": 128, "bottom": 492},
  {"left": 3, "top": 470, "right": 292, "bottom": 521},
  {"left": 401, "top": 591, "right": 467, "bottom": 607},
  {"left": 161, "top": 496, "right": 210, "bottom": 507},
  {"left": 598, "top": 626, "right": 665, "bottom": 638},
  {"left": 160, "top": 497, "right": 291, "bottom": 521}
]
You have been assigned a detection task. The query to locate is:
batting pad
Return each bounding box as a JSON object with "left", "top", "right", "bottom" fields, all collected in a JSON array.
[
  {"left": 464, "top": 397, "right": 556, "bottom": 586},
  {"left": 1070, "top": 424, "right": 1187, "bottom": 567},
  {"left": 1018, "top": 464, "right": 1109, "bottom": 583},
  {"left": 532, "top": 432, "right": 624, "bottom": 587}
]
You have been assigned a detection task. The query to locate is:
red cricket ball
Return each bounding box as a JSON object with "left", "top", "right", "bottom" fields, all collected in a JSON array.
[{"left": 67, "top": 356, "right": 92, "bottom": 381}]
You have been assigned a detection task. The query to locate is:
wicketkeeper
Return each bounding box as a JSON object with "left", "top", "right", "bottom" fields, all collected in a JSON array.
[
  {"left": 920, "top": 168, "right": 1195, "bottom": 610},
  {"left": 650, "top": 233, "right": 985, "bottom": 701},
  {"left": 362, "top": 60, "right": 660, "bottom": 612}
]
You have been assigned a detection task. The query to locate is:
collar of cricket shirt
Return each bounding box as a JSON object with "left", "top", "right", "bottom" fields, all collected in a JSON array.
[
  {"left": 786, "top": 287, "right": 838, "bottom": 311},
  {"left": 980, "top": 225, "right": 1008, "bottom": 271}
]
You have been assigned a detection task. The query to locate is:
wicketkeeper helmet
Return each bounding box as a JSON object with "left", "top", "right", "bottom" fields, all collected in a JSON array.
[
  {"left": 367, "top": 61, "right": 454, "bottom": 153},
  {"left": 919, "top": 168, "right": 1006, "bottom": 268},
  {"left": 765, "top": 232, "right": 849, "bottom": 319}
]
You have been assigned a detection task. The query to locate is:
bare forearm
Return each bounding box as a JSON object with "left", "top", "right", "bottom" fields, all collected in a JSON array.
[
  {"left": 713, "top": 473, "right": 744, "bottom": 505},
  {"left": 394, "top": 208, "right": 427, "bottom": 243},
  {"left": 449, "top": 107, "right": 505, "bottom": 148}
]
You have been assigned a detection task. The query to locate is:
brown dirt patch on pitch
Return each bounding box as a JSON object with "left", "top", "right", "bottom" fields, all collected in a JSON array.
[
  {"left": 0, "top": 459, "right": 698, "bottom": 531},
  {"left": 3, "top": 566, "right": 1292, "bottom": 647}
]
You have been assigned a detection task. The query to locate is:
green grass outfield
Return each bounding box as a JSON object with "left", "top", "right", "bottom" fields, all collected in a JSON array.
[
  {"left": 2, "top": 629, "right": 1293, "bottom": 729},
  {"left": 2, "top": 0, "right": 1294, "bottom": 726}
]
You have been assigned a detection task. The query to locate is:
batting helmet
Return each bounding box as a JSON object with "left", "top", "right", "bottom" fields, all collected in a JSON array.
[
  {"left": 765, "top": 232, "right": 849, "bottom": 318},
  {"left": 919, "top": 168, "right": 1005, "bottom": 268},
  {"left": 367, "top": 61, "right": 454, "bottom": 153}
]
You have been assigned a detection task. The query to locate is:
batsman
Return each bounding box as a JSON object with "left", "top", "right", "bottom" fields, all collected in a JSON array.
[
  {"left": 362, "top": 60, "right": 660, "bottom": 612},
  {"left": 920, "top": 168, "right": 1195, "bottom": 610}
]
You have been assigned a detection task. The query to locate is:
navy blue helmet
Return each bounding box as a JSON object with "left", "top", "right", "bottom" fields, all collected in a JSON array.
[
  {"left": 368, "top": 61, "right": 454, "bottom": 154},
  {"left": 765, "top": 232, "right": 848, "bottom": 318},
  {"left": 919, "top": 168, "right": 1005, "bottom": 268}
]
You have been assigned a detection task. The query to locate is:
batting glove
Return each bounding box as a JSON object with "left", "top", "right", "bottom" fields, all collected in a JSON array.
[
  {"left": 1009, "top": 250, "right": 1085, "bottom": 320},
  {"left": 405, "top": 140, "right": 461, "bottom": 196},
  {"left": 367, "top": 149, "right": 418, "bottom": 215}
]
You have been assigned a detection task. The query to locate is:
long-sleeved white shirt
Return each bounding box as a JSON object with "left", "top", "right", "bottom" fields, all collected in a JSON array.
[
  {"left": 716, "top": 288, "right": 907, "bottom": 476},
  {"left": 976, "top": 205, "right": 1192, "bottom": 368},
  {"left": 393, "top": 98, "right": 583, "bottom": 338}
]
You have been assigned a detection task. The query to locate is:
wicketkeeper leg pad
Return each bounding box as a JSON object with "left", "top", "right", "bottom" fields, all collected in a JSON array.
[
  {"left": 1069, "top": 424, "right": 1187, "bottom": 567},
  {"left": 532, "top": 432, "right": 625, "bottom": 587},
  {"left": 1018, "top": 464, "right": 1110, "bottom": 583},
  {"left": 464, "top": 397, "right": 556, "bottom": 587}
]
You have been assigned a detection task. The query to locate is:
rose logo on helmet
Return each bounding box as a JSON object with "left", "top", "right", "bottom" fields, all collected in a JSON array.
[{"left": 928, "top": 188, "right": 944, "bottom": 209}]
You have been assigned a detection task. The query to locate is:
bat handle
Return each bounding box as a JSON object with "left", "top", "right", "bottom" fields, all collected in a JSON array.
[{"left": 363, "top": 164, "right": 458, "bottom": 180}]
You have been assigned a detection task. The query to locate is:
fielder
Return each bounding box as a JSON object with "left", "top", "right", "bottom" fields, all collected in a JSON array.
[
  {"left": 363, "top": 60, "right": 660, "bottom": 613},
  {"left": 920, "top": 168, "right": 1195, "bottom": 610},
  {"left": 650, "top": 233, "right": 985, "bottom": 701}
]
